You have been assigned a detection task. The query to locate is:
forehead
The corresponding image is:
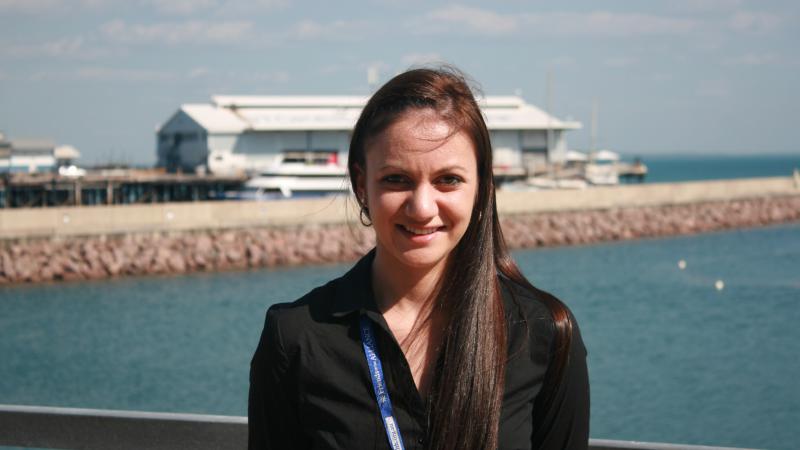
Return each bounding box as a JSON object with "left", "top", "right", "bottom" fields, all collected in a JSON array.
[{"left": 364, "top": 109, "right": 477, "bottom": 169}]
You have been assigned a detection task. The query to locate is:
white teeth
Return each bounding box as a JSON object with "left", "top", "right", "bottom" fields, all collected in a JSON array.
[{"left": 403, "top": 225, "right": 438, "bottom": 235}]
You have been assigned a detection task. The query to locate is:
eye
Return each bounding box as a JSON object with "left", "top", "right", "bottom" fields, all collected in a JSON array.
[
  {"left": 380, "top": 174, "right": 410, "bottom": 185},
  {"left": 437, "top": 175, "right": 464, "bottom": 186}
]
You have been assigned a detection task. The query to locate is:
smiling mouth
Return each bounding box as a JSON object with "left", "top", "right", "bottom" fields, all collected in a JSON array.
[{"left": 400, "top": 225, "right": 442, "bottom": 235}]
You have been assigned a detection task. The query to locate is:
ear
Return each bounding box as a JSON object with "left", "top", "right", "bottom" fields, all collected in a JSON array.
[{"left": 352, "top": 165, "right": 367, "bottom": 206}]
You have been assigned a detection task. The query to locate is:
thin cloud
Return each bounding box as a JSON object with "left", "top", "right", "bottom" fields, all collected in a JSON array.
[
  {"left": 142, "top": 0, "right": 286, "bottom": 16},
  {"left": 0, "top": 0, "right": 112, "bottom": 14},
  {"left": 401, "top": 52, "right": 443, "bottom": 66},
  {"left": 0, "top": 0, "right": 62, "bottom": 13},
  {"left": 651, "top": 72, "right": 674, "bottom": 82},
  {"left": 725, "top": 53, "right": 782, "bottom": 66},
  {"left": 143, "top": 0, "right": 218, "bottom": 15},
  {"left": 727, "top": 11, "right": 783, "bottom": 33},
  {"left": 187, "top": 67, "right": 211, "bottom": 78},
  {"left": 288, "top": 19, "right": 373, "bottom": 41},
  {"left": 185, "top": 67, "right": 290, "bottom": 84},
  {"left": 0, "top": 0, "right": 282, "bottom": 15},
  {"left": 413, "top": 7, "right": 700, "bottom": 37},
  {"left": 669, "top": 0, "right": 744, "bottom": 13},
  {"left": 0, "top": 36, "right": 109, "bottom": 60},
  {"left": 549, "top": 56, "right": 577, "bottom": 67},
  {"left": 232, "top": 69, "right": 290, "bottom": 83},
  {"left": 75, "top": 66, "right": 178, "bottom": 82},
  {"left": 696, "top": 80, "right": 729, "bottom": 98},
  {"left": 521, "top": 12, "right": 698, "bottom": 37},
  {"left": 420, "top": 5, "right": 518, "bottom": 36},
  {"left": 100, "top": 19, "right": 254, "bottom": 45},
  {"left": 604, "top": 56, "right": 637, "bottom": 68},
  {"left": 30, "top": 67, "right": 179, "bottom": 82}
]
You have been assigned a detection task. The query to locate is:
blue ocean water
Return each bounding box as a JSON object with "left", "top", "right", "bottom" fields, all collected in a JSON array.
[
  {"left": 630, "top": 153, "right": 799, "bottom": 183},
  {"left": 1, "top": 223, "right": 798, "bottom": 449}
]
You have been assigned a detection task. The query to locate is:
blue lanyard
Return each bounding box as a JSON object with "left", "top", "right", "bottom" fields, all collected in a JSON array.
[{"left": 360, "top": 315, "right": 407, "bottom": 450}]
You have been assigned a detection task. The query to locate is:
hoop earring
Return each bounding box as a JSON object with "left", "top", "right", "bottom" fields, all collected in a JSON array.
[{"left": 359, "top": 206, "right": 372, "bottom": 227}]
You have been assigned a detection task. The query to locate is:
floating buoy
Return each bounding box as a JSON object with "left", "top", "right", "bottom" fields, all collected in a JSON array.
[
  {"left": 715, "top": 280, "right": 725, "bottom": 291},
  {"left": 678, "top": 260, "right": 687, "bottom": 270}
]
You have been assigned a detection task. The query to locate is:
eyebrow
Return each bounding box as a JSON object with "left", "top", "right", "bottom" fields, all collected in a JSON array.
[{"left": 377, "top": 164, "right": 470, "bottom": 173}]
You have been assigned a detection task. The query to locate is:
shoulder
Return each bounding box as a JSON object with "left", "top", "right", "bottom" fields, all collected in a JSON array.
[
  {"left": 259, "top": 252, "right": 373, "bottom": 357},
  {"left": 265, "top": 279, "right": 338, "bottom": 327},
  {"left": 260, "top": 276, "right": 346, "bottom": 355},
  {"left": 499, "top": 276, "right": 586, "bottom": 360}
]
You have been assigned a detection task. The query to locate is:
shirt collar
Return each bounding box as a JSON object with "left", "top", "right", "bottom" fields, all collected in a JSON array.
[{"left": 329, "top": 248, "right": 381, "bottom": 319}]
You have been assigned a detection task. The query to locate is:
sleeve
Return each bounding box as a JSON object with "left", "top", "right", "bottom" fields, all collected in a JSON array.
[
  {"left": 530, "top": 315, "right": 590, "bottom": 450},
  {"left": 248, "top": 306, "right": 297, "bottom": 449}
]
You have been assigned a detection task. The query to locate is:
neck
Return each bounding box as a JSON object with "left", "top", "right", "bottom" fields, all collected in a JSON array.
[{"left": 371, "top": 251, "right": 447, "bottom": 318}]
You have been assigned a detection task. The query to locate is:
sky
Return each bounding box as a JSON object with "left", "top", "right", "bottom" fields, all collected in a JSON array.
[{"left": 1, "top": 0, "right": 798, "bottom": 165}]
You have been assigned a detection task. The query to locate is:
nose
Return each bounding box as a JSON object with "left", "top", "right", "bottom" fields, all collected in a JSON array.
[{"left": 404, "top": 183, "right": 438, "bottom": 222}]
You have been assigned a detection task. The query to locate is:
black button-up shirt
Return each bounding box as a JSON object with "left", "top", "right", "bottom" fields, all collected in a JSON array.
[{"left": 249, "top": 251, "right": 589, "bottom": 449}]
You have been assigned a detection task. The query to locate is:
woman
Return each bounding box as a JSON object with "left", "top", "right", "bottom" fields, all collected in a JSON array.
[{"left": 249, "top": 67, "right": 589, "bottom": 450}]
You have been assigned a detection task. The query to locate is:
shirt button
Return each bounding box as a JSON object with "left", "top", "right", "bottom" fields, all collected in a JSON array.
[{"left": 417, "top": 437, "right": 424, "bottom": 445}]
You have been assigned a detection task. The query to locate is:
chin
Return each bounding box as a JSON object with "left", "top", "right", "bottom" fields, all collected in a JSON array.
[{"left": 392, "top": 247, "right": 452, "bottom": 270}]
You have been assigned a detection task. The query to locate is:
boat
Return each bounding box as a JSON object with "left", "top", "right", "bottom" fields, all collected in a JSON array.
[
  {"left": 228, "top": 150, "right": 350, "bottom": 199},
  {"left": 584, "top": 149, "right": 620, "bottom": 185}
]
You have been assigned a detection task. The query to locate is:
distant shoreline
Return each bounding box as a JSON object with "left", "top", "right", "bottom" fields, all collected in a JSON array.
[{"left": 1, "top": 176, "right": 799, "bottom": 285}]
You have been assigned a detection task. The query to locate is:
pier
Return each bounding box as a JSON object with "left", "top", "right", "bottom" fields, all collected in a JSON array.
[
  {"left": 0, "top": 170, "right": 246, "bottom": 208},
  {"left": 617, "top": 161, "right": 648, "bottom": 182}
]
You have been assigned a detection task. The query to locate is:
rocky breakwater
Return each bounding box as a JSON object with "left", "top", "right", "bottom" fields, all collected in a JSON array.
[
  {"left": 1, "top": 195, "right": 799, "bottom": 285},
  {"left": 0, "top": 226, "right": 376, "bottom": 284}
]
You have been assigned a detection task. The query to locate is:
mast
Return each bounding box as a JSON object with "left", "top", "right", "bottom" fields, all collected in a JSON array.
[
  {"left": 546, "top": 69, "right": 553, "bottom": 160},
  {"left": 591, "top": 98, "right": 598, "bottom": 154}
]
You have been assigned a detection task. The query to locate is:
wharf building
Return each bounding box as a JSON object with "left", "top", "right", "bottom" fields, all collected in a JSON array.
[
  {"left": 156, "top": 96, "right": 581, "bottom": 177},
  {"left": 0, "top": 133, "right": 80, "bottom": 174},
  {"left": 0, "top": 131, "right": 243, "bottom": 208}
]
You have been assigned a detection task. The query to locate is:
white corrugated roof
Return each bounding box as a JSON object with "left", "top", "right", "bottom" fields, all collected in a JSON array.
[
  {"left": 484, "top": 103, "right": 581, "bottom": 130},
  {"left": 212, "top": 95, "right": 368, "bottom": 108},
  {"left": 54, "top": 145, "right": 81, "bottom": 159},
  {"left": 236, "top": 107, "right": 362, "bottom": 131},
  {"left": 181, "top": 104, "right": 248, "bottom": 133},
  {"left": 181, "top": 95, "right": 580, "bottom": 133},
  {"left": 12, "top": 138, "right": 55, "bottom": 152}
]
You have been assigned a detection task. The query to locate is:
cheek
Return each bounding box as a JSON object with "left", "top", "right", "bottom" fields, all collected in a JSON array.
[
  {"left": 371, "top": 191, "right": 404, "bottom": 217},
  {"left": 444, "top": 192, "right": 477, "bottom": 225}
]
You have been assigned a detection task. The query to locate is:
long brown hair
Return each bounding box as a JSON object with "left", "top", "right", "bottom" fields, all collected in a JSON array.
[{"left": 348, "top": 66, "right": 573, "bottom": 450}]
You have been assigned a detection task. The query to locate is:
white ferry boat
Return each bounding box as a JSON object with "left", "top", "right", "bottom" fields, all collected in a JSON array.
[{"left": 235, "top": 150, "right": 349, "bottom": 199}]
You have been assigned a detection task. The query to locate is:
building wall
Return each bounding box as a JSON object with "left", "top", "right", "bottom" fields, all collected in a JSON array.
[
  {"left": 224, "top": 130, "right": 352, "bottom": 172},
  {"left": 234, "top": 131, "right": 299, "bottom": 154},
  {"left": 157, "top": 111, "right": 210, "bottom": 172},
  {"left": 309, "top": 131, "right": 350, "bottom": 163},
  {"left": 490, "top": 130, "right": 522, "bottom": 167},
  {"left": 208, "top": 134, "right": 238, "bottom": 153},
  {"left": 521, "top": 130, "right": 546, "bottom": 149},
  {"left": 157, "top": 104, "right": 576, "bottom": 174},
  {"left": 549, "top": 130, "right": 568, "bottom": 162},
  {"left": 8, "top": 155, "right": 56, "bottom": 173}
]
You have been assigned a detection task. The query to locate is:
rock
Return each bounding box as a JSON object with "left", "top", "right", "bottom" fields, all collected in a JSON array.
[
  {"left": 167, "top": 253, "right": 186, "bottom": 273},
  {"left": 1, "top": 194, "right": 798, "bottom": 284},
  {"left": 246, "top": 244, "right": 263, "bottom": 267}
]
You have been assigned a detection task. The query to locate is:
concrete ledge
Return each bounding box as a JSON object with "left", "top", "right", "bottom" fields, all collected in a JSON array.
[
  {"left": 0, "top": 195, "right": 354, "bottom": 239},
  {"left": 0, "top": 177, "right": 797, "bottom": 240},
  {"left": 496, "top": 176, "right": 798, "bottom": 214}
]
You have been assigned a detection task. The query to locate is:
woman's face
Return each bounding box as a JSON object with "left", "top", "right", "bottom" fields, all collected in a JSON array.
[{"left": 360, "top": 108, "right": 478, "bottom": 272}]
